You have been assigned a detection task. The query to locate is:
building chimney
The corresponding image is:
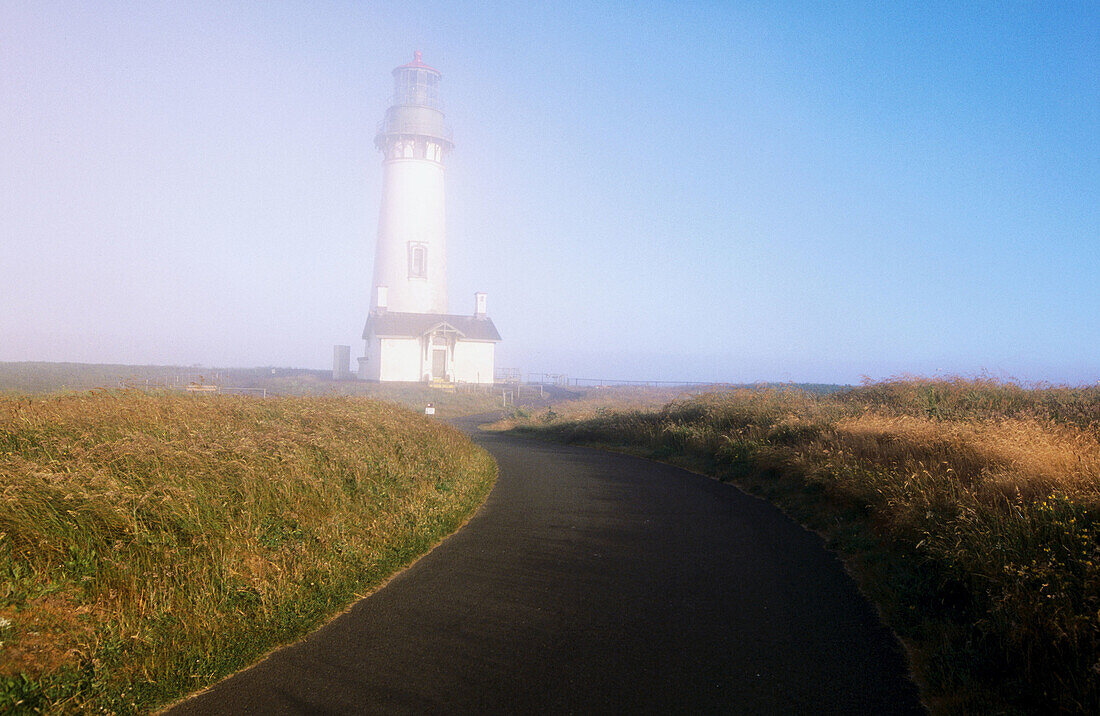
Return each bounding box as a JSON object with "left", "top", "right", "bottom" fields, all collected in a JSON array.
[
  {"left": 474, "top": 292, "right": 487, "bottom": 319},
  {"left": 374, "top": 286, "right": 388, "bottom": 314}
]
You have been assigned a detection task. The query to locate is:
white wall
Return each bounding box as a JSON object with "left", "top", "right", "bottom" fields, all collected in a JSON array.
[
  {"left": 358, "top": 336, "right": 382, "bottom": 381},
  {"left": 371, "top": 157, "right": 447, "bottom": 315},
  {"left": 453, "top": 340, "right": 495, "bottom": 384},
  {"left": 378, "top": 337, "right": 423, "bottom": 382}
]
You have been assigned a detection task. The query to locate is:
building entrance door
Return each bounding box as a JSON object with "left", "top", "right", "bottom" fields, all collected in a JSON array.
[{"left": 431, "top": 349, "right": 447, "bottom": 380}]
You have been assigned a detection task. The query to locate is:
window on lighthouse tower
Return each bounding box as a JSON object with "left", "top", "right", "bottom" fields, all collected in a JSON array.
[{"left": 408, "top": 243, "right": 428, "bottom": 279}]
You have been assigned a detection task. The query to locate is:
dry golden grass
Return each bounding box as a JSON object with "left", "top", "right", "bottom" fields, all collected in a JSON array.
[
  {"left": 488, "top": 385, "right": 720, "bottom": 430},
  {"left": 507, "top": 378, "right": 1100, "bottom": 713},
  {"left": 0, "top": 390, "right": 496, "bottom": 713},
  {"left": 826, "top": 414, "right": 1100, "bottom": 496}
]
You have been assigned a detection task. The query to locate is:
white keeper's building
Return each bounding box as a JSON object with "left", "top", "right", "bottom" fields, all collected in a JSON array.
[{"left": 357, "top": 52, "right": 500, "bottom": 383}]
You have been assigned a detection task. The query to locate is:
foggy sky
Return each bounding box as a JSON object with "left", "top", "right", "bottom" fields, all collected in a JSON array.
[{"left": 2, "top": 1, "right": 1097, "bottom": 384}]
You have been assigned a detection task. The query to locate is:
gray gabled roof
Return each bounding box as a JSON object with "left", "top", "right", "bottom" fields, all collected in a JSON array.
[{"left": 363, "top": 311, "right": 502, "bottom": 342}]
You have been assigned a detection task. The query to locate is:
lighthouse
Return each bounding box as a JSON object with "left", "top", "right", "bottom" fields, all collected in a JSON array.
[{"left": 358, "top": 52, "right": 500, "bottom": 383}]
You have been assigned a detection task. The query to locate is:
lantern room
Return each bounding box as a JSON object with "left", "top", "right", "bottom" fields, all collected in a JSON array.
[{"left": 392, "top": 51, "right": 441, "bottom": 109}]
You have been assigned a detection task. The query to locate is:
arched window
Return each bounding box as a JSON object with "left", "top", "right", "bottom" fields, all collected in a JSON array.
[{"left": 408, "top": 243, "right": 427, "bottom": 279}]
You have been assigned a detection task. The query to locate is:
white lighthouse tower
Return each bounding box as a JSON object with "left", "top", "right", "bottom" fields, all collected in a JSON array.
[
  {"left": 370, "top": 51, "right": 450, "bottom": 315},
  {"left": 358, "top": 52, "right": 500, "bottom": 383}
]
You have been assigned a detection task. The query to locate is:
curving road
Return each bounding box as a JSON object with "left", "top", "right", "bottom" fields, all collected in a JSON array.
[{"left": 168, "top": 417, "right": 924, "bottom": 714}]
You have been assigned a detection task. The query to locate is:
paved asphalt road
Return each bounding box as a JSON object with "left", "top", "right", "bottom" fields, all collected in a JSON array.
[{"left": 168, "top": 417, "right": 924, "bottom": 714}]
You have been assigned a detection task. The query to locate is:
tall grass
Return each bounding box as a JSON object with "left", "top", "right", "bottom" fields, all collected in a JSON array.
[
  {"left": 0, "top": 391, "right": 496, "bottom": 713},
  {"left": 501, "top": 378, "right": 1100, "bottom": 714}
]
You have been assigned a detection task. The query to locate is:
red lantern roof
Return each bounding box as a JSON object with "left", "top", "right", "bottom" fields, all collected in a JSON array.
[{"left": 397, "top": 50, "right": 439, "bottom": 74}]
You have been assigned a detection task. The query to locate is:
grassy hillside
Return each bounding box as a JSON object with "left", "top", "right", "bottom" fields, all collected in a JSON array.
[
  {"left": 0, "top": 361, "right": 507, "bottom": 417},
  {"left": 496, "top": 378, "right": 1100, "bottom": 714},
  {"left": 0, "top": 391, "right": 497, "bottom": 713}
]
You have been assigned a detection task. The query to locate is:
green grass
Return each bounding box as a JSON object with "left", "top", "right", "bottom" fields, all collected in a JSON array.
[
  {"left": 0, "top": 391, "right": 497, "bottom": 713},
  {"left": 497, "top": 378, "right": 1100, "bottom": 714}
]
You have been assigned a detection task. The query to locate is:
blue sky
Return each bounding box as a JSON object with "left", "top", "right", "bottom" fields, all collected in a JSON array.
[{"left": 1, "top": 1, "right": 1097, "bottom": 384}]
